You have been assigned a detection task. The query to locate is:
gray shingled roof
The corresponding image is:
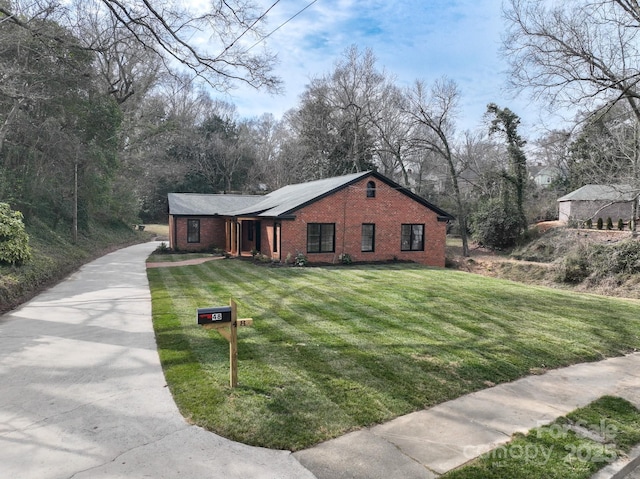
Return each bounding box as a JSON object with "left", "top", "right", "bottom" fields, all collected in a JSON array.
[
  {"left": 168, "top": 193, "right": 262, "bottom": 216},
  {"left": 558, "top": 185, "right": 639, "bottom": 202},
  {"left": 230, "top": 171, "right": 371, "bottom": 217},
  {"left": 168, "top": 171, "right": 454, "bottom": 220}
]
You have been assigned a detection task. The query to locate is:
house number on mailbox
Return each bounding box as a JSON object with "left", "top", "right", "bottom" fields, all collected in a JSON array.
[{"left": 197, "top": 300, "right": 253, "bottom": 388}]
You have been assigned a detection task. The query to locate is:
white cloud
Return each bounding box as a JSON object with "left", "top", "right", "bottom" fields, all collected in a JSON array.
[{"left": 211, "top": 0, "right": 566, "bottom": 137}]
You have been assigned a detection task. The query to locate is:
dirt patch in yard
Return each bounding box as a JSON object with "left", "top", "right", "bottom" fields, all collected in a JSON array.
[{"left": 447, "top": 223, "right": 640, "bottom": 300}]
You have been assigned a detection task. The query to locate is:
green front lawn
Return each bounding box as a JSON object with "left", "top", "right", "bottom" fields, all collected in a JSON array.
[
  {"left": 147, "top": 259, "right": 640, "bottom": 450},
  {"left": 443, "top": 396, "right": 640, "bottom": 479}
]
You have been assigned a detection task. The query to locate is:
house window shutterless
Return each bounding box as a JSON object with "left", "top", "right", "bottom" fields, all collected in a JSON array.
[
  {"left": 366, "top": 181, "right": 376, "bottom": 198},
  {"left": 307, "top": 223, "right": 335, "bottom": 253},
  {"left": 401, "top": 224, "right": 424, "bottom": 251},
  {"left": 187, "top": 219, "right": 200, "bottom": 243},
  {"left": 362, "top": 224, "right": 375, "bottom": 252}
]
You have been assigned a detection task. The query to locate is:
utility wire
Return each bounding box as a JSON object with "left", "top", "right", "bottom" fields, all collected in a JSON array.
[
  {"left": 214, "top": 0, "right": 282, "bottom": 61},
  {"left": 244, "top": 0, "right": 320, "bottom": 53}
]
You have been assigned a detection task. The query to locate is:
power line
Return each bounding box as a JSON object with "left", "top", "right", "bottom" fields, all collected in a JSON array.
[
  {"left": 214, "top": 0, "right": 282, "bottom": 61},
  {"left": 244, "top": 0, "right": 320, "bottom": 53}
]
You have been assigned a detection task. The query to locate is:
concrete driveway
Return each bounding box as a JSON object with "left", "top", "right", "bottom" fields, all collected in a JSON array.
[{"left": 0, "top": 242, "right": 316, "bottom": 479}]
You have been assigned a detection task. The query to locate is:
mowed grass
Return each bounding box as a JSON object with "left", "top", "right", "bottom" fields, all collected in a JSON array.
[
  {"left": 147, "top": 259, "right": 640, "bottom": 451},
  {"left": 443, "top": 396, "right": 640, "bottom": 479}
]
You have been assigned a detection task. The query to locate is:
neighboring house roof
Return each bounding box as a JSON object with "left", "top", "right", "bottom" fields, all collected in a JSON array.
[
  {"left": 168, "top": 193, "right": 262, "bottom": 216},
  {"left": 557, "top": 184, "right": 640, "bottom": 203},
  {"left": 168, "top": 171, "right": 454, "bottom": 220}
]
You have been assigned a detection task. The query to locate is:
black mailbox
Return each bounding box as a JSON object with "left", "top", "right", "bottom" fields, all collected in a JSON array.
[{"left": 197, "top": 306, "right": 232, "bottom": 325}]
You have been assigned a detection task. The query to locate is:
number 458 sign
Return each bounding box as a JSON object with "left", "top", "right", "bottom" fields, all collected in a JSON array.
[{"left": 197, "top": 299, "right": 253, "bottom": 388}]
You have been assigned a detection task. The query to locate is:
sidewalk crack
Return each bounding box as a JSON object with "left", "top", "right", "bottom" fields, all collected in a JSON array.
[{"left": 66, "top": 425, "right": 190, "bottom": 479}]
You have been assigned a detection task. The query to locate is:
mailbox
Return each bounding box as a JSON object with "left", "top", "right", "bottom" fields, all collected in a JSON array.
[{"left": 197, "top": 306, "right": 232, "bottom": 325}]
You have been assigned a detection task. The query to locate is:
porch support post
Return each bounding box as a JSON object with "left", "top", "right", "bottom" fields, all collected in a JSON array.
[
  {"left": 236, "top": 221, "right": 242, "bottom": 256},
  {"left": 230, "top": 219, "right": 237, "bottom": 255}
]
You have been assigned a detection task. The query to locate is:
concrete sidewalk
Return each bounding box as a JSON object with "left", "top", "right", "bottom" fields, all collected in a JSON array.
[
  {"left": 294, "top": 352, "right": 640, "bottom": 479},
  {"left": 0, "top": 242, "right": 315, "bottom": 479}
]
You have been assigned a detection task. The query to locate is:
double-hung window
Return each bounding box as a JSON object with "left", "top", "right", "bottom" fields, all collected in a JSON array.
[
  {"left": 307, "top": 223, "right": 335, "bottom": 253},
  {"left": 187, "top": 219, "right": 200, "bottom": 243},
  {"left": 362, "top": 224, "right": 375, "bottom": 252},
  {"left": 401, "top": 224, "right": 424, "bottom": 251}
]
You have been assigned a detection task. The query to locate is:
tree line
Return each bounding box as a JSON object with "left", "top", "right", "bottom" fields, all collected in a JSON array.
[{"left": 1, "top": 0, "right": 639, "bottom": 256}]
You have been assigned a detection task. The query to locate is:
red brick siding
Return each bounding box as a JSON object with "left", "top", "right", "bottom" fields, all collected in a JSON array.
[
  {"left": 168, "top": 215, "right": 176, "bottom": 248},
  {"left": 280, "top": 177, "right": 447, "bottom": 267},
  {"left": 171, "top": 216, "right": 226, "bottom": 251}
]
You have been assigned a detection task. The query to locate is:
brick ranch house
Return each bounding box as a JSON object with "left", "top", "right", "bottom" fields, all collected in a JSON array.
[{"left": 168, "top": 171, "right": 454, "bottom": 267}]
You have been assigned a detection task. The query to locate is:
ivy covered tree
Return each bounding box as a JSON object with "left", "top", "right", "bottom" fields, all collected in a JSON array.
[
  {"left": 477, "top": 104, "right": 530, "bottom": 249},
  {"left": 470, "top": 198, "right": 523, "bottom": 250},
  {"left": 0, "top": 203, "right": 31, "bottom": 264},
  {"left": 486, "top": 104, "right": 528, "bottom": 231}
]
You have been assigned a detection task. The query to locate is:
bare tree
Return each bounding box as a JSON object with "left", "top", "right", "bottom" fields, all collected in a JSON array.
[
  {"left": 287, "top": 81, "right": 338, "bottom": 179},
  {"left": 71, "top": 0, "right": 162, "bottom": 105},
  {"left": 503, "top": 0, "right": 640, "bottom": 230},
  {"left": 329, "top": 45, "right": 385, "bottom": 173},
  {"left": 244, "top": 113, "right": 289, "bottom": 190},
  {"left": 1, "top": 0, "right": 281, "bottom": 92},
  {"left": 291, "top": 46, "right": 391, "bottom": 178},
  {"left": 503, "top": 0, "right": 640, "bottom": 124},
  {"left": 405, "top": 78, "right": 469, "bottom": 256},
  {"left": 368, "top": 82, "right": 416, "bottom": 186},
  {"left": 456, "top": 131, "right": 503, "bottom": 200}
]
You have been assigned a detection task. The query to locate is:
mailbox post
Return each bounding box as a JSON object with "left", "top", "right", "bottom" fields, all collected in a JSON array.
[
  {"left": 197, "top": 299, "right": 252, "bottom": 388},
  {"left": 229, "top": 301, "right": 238, "bottom": 388}
]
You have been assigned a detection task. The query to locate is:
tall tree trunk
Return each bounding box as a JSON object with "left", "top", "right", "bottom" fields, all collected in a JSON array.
[
  {"left": 73, "top": 160, "right": 78, "bottom": 244},
  {"left": 446, "top": 156, "right": 469, "bottom": 257}
]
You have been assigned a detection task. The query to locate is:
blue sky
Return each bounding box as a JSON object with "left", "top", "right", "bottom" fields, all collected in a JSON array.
[{"left": 215, "top": 0, "right": 563, "bottom": 137}]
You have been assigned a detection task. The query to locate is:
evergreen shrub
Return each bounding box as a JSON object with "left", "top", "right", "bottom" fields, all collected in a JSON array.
[
  {"left": 606, "top": 217, "right": 613, "bottom": 230},
  {"left": 0, "top": 203, "right": 32, "bottom": 265}
]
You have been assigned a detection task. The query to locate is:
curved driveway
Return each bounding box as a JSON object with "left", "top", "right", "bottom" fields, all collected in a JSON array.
[{"left": 0, "top": 242, "right": 316, "bottom": 479}]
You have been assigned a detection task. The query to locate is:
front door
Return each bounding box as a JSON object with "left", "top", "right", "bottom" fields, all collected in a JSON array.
[{"left": 255, "top": 221, "right": 261, "bottom": 253}]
